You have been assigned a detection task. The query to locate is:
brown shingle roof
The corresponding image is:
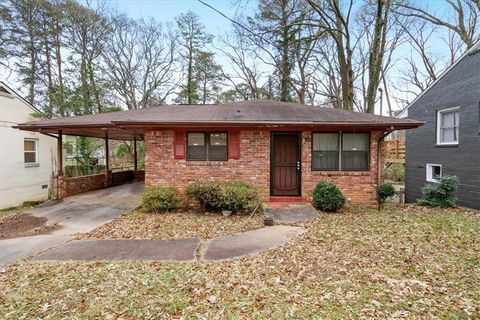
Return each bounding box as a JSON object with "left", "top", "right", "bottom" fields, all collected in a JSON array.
[{"left": 15, "top": 100, "right": 423, "bottom": 140}]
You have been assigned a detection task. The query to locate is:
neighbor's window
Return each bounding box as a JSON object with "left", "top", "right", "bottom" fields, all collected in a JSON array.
[
  {"left": 24, "top": 138, "right": 38, "bottom": 165},
  {"left": 437, "top": 108, "right": 459, "bottom": 145},
  {"left": 312, "top": 133, "right": 369, "bottom": 171},
  {"left": 426, "top": 164, "right": 442, "bottom": 182},
  {"left": 187, "top": 132, "right": 227, "bottom": 161}
]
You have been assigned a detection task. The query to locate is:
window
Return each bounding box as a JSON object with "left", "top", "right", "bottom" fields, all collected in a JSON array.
[
  {"left": 187, "top": 132, "right": 227, "bottom": 161},
  {"left": 342, "top": 133, "right": 369, "bottom": 171},
  {"left": 24, "top": 138, "right": 38, "bottom": 165},
  {"left": 426, "top": 164, "right": 442, "bottom": 182},
  {"left": 312, "top": 133, "right": 339, "bottom": 170},
  {"left": 437, "top": 108, "right": 459, "bottom": 145},
  {"left": 312, "top": 133, "right": 369, "bottom": 171}
]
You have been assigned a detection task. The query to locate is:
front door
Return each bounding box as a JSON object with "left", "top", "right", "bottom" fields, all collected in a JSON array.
[{"left": 271, "top": 132, "right": 301, "bottom": 196}]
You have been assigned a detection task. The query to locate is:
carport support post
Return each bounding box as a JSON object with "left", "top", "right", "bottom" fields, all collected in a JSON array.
[
  {"left": 105, "top": 131, "right": 110, "bottom": 187},
  {"left": 133, "top": 137, "right": 138, "bottom": 171},
  {"left": 57, "top": 130, "right": 63, "bottom": 176}
]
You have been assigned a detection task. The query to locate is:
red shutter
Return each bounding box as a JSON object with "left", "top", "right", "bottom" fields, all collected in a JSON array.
[
  {"left": 228, "top": 131, "right": 240, "bottom": 159},
  {"left": 173, "top": 131, "right": 185, "bottom": 159}
]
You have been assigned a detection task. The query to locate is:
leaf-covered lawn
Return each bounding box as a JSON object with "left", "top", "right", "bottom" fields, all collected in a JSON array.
[
  {"left": 79, "top": 210, "right": 264, "bottom": 240},
  {"left": 1, "top": 205, "right": 479, "bottom": 319}
]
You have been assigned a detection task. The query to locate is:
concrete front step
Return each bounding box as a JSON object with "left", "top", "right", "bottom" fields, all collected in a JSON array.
[{"left": 265, "top": 202, "right": 319, "bottom": 225}]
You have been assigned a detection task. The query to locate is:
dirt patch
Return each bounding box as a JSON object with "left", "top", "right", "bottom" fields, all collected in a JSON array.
[{"left": 0, "top": 214, "right": 61, "bottom": 239}]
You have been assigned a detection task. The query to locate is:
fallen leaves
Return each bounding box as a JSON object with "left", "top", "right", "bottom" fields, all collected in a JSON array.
[
  {"left": 78, "top": 210, "right": 264, "bottom": 241},
  {"left": 0, "top": 204, "right": 479, "bottom": 319}
]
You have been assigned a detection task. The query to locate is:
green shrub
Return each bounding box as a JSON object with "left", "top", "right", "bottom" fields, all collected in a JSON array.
[
  {"left": 418, "top": 175, "right": 459, "bottom": 208},
  {"left": 377, "top": 183, "right": 396, "bottom": 206},
  {"left": 185, "top": 180, "right": 261, "bottom": 213},
  {"left": 312, "top": 180, "right": 346, "bottom": 212},
  {"left": 185, "top": 181, "right": 222, "bottom": 211},
  {"left": 142, "top": 187, "right": 180, "bottom": 213},
  {"left": 385, "top": 163, "right": 405, "bottom": 182},
  {"left": 219, "top": 181, "right": 261, "bottom": 213}
]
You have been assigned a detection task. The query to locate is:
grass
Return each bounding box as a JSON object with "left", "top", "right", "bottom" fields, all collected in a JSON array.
[
  {"left": 79, "top": 210, "right": 265, "bottom": 240},
  {"left": 1, "top": 204, "right": 479, "bottom": 319}
]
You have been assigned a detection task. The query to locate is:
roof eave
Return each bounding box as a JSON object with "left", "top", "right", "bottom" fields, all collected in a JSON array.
[{"left": 112, "top": 120, "right": 424, "bottom": 129}]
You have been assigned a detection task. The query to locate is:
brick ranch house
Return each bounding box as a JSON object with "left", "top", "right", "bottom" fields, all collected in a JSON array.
[{"left": 16, "top": 100, "right": 422, "bottom": 207}]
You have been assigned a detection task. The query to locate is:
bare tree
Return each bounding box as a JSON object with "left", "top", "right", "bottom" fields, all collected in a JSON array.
[
  {"left": 218, "top": 25, "right": 266, "bottom": 100},
  {"left": 394, "top": 0, "right": 479, "bottom": 49},
  {"left": 103, "top": 17, "right": 179, "bottom": 110},
  {"left": 364, "top": 0, "right": 391, "bottom": 113},
  {"left": 307, "top": 0, "right": 356, "bottom": 110}
]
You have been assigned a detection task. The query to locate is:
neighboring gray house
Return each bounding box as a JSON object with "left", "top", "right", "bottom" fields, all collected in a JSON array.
[{"left": 401, "top": 41, "right": 480, "bottom": 209}]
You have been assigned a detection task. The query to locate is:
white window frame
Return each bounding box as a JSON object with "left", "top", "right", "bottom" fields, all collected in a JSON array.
[
  {"left": 426, "top": 163, "right": 442, "bottom": 183},
  {"left": 24, "top": 138, "right": 39, "bottom": 167},
  {"left": 436, "top": 107, "right": 459, "bottom": 145}
]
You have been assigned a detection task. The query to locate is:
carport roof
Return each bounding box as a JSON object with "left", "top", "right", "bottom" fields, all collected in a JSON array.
[{"left": 15, "top": 100, "right": 423, "bottom": 140}]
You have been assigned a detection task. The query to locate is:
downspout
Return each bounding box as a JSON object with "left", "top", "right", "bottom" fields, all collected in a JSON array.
[{"left": 377, "top": 126, "right": 394, "bottom": 208}]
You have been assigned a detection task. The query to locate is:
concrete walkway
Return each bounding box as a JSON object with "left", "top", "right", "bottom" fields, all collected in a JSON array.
[
  {"left": 0, "top": 182, "right": 143, "bottom": 268},
  {"left": 31, "top": 225, "right": 305, "bottom": 262},
  {"left": 201, "top": 225, "right": 305, "bottom": 260},
  {"left": 33, "top": 238, "right": 200, "bottom": 262}
]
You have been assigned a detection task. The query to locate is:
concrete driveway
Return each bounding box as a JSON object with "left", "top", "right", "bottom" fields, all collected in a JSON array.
[{"left": 0, "top": 182, "right": 143, "bottom": 268}]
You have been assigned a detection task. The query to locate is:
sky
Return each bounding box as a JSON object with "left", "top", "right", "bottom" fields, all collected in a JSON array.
[
  {"left": 4, "top": 0, "right": 469, "bottom": 115},
  {"left": 78, "top": 0, "right": 462, "bottom": 115},
  {"left": 110, "top": 0, "right": 240, "bottom": 32}
]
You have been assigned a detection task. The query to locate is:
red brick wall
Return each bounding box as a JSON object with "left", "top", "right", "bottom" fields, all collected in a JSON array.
[
  {"left": 301, "top": 131, "right": 383, "bottom": 206},
  {"left": 145, "top": 130, "right": 270, "bottom": 199},
  {"left": 50, "top": 170, "right": 145, "bottom": 199},
  {"left": 144, "top": 129, "right": 384, "bottom": 207},
  {"left": 65, "top": 173, "right": 106, "bottom": 195}
]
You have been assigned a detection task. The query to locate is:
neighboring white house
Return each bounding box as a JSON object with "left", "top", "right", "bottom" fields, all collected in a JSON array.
[{"left": 0, "top": 82, "right": 56, "bottom": 209}]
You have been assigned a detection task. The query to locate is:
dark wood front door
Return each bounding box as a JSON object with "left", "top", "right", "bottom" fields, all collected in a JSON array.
[{"left": 271, "top": 133, "right": 301, "bottom": 196}]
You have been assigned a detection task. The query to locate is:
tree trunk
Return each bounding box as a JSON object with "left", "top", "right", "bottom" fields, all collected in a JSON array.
[
  {"left": 187, "top": 40, "right": 194, "bottom": 104},
  {"left": 54, "top": 21, "right": 65, "bottom": 117},
  {"left": 365, "top": 0, "right": 390, "bottom": 114}
]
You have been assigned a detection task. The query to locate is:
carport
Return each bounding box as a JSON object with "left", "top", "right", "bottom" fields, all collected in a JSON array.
[{"left": 14, "top": 110, "right": 146, "bottom": 199}]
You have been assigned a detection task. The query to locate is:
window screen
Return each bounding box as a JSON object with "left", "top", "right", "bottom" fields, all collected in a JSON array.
[
  {"left": 341, "top": 133, "right": 369, "bottom": 171},
  {"left": 187, "top": 133, "right": 206, "bottom": 160},
  {"left": 187, "top": 132, "right": 227, "bottom": 161},
  {"left": 312, "top": 133, "right": 339, "bottom": 170},
  {"left": 24, "top": 139, "right": 38, "bottom": 164},
  {"left": 208, "top": 133, "right": 227, "bottom": 161}
]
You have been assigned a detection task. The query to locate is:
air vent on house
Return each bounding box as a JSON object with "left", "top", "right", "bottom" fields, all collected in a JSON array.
[{"left": 42, "top": 184, "right": 48, "bottom": 189}]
